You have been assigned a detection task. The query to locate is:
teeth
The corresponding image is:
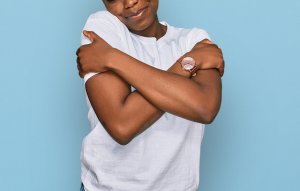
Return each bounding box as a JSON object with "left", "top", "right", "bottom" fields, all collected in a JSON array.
[
  {"left": 134, "top": 10, "right": 143, "bottom": 17},
  {"left": 127, "top": 8, "right": 145, "bottom": 19},
  {"left": 135, "top": 11, "right": 143, "bottom": 17}
]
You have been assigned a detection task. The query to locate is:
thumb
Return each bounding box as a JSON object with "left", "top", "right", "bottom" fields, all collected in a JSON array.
[{"left": 83, "top": 30, "right": 100, "bottom": 42}]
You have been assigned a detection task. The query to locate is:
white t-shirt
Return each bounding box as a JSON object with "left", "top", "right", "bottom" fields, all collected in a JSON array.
[{"left": 80, "top": 10, "right": 210, "bottom": 191}]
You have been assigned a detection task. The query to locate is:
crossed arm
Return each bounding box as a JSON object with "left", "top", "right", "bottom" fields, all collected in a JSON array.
[{"left": 77, "top": 31, "right": 224, "bottom": 145}]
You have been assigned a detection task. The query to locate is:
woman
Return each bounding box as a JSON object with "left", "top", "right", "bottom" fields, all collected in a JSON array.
[{"left": 76, "top": 0, "right": 224, "bottom": 190}]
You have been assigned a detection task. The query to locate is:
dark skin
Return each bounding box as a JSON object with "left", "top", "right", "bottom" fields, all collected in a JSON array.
[{"left": 76, "top": 0, "right": 224, "bottom": 145}]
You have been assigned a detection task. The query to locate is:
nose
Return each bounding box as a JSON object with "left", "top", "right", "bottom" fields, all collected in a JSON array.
[{"left": 124, "top": 0, "right": 138, "bottom": 9}]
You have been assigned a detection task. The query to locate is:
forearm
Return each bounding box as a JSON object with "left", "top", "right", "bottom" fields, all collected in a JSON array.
[
  {"left": 107, "top": 49, "right": 220, "bottom": 122},
  {"left": 86, "top": 60, "right": 190, "bottom": 145},
  {"left": 113, "top": 90, "right": 163, "bottom": 143},
  {"left": 115, "top": 62, "right": 192, "bottom": 142},
  {"left": 79, "top": 31, "right": 223, "bottom": 144}
]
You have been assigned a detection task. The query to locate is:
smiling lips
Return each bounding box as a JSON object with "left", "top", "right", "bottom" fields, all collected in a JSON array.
[{"left": 126, "top": 7, "right": 148, "bottom": 19}]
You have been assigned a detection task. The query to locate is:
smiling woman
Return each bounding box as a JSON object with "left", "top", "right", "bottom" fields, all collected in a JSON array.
[
  {"left": 76, "top": 0, "right": 224, "bottom": 190},
  {"left": 102, "top": 0, "right": 164, "bottom": 37}
]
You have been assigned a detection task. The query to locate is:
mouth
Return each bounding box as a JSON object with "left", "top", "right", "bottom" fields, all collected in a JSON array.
[{"left": 125, "top": 6, "right": 148, "bottom": 19}]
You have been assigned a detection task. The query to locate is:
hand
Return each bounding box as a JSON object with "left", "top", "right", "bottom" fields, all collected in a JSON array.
[
  {"left": 76, "top": 31, "right": 113, "bottom": 78},
  {"left": 184, "top": 39, "right": 225, "bottom": 76}
]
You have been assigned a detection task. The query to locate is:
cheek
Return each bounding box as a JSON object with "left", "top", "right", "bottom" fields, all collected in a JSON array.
[
  {"left": 106, "top": 3, "right": 124, "bottom": 17},
  {"left": 151, "top": 0, "right": 158, "bottom": 8}
]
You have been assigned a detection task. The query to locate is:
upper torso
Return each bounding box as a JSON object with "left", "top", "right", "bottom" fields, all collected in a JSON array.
[{"left": 81, "top": 11, "right": 209, "bottom": 191}]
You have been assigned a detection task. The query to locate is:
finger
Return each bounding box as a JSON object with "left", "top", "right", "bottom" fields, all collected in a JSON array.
[
  {"left": 83, "top": 30, "right": 100, "bottom": 42},
  {"left": 79, "top": 71, "right": 87, "bottom": 78},
  {"left": 200, "top": 38, "right": 214, "bottom": 45},
  {"left": 79, "top": 71, "right": 83, "bottom": 78},
  {"left": 219, "top": 59, "right": 225, "bottom": 77},
  {"left": 208, "top": 43, "right": 219, "bottom": 49},
  {"left": 77, "top": 57, "right": 84, "bottom": 73},
  {"left": 219, "top": 67, "right": 224, "bottom": 77},
  {"left": 194, "top": 39, "right": 217, "bottom": 50},
  {"left": 77, "top": 62, "right": 81, "bottom": 71},
  {"left": 217, "top": 47, "right": 223, "bottom": 56},
  {"left": 76, "top": 56, "right": 80, "bottom": 65}
]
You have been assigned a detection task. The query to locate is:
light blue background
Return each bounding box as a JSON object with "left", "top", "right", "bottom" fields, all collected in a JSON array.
[{"left": 0, "top": 0, "right": 299, "bottom": 190}]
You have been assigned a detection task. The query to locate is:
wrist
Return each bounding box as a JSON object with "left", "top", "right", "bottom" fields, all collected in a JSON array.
[
  {"left": 167, "top": 64, "right": 191, "bottom": 78},
  {"left": 105, "top": 48, "right": 120, "bottom": 71},
  {"left": 176, "top": 56, "right": 198, "bottom": 78}
]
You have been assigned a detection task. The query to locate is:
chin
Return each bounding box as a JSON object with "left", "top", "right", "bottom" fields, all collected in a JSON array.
[
  {"left": 129, "top": 18, "right": 157, "bottom": 34},
  {"left": 128, "top": 24, "right": 149, "bottom": 32}
]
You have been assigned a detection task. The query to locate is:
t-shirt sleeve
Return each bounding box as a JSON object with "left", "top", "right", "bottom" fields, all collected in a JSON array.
[
  {"left": 185, "top": 28, "right": 211, "bottom": 52},
  {"left": 80, "top": 11, "right": 123, "bottom": 83}
]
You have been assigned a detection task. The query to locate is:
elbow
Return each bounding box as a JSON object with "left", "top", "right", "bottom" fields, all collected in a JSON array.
[
  {"left": 105, "top": 123, "right": 133, "bottom": 145},
  {"left": 198, "top": 110, "right": 217, "bottom": 124},
  {"left": 194, "top": 104, "right": 219, "bottom": 124}
]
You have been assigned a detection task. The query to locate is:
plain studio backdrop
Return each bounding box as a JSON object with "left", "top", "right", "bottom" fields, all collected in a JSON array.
[{"left": 0, "top": 0, "right": 299, "bottom": 190}]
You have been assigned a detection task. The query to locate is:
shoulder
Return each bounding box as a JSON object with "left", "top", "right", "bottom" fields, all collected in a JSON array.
[
  {"left": 177, "top": 26, "right": 210, "bottom": 42},
  {"left": 185, "top": 28, "right": 211, "bottom": 50},
  {"left": 86, "top": 10, "right": 120, "bottom": 26},
  {"left": 83, "top": 10, "right": 125, "bottom": 34},
  {"left": 186, "top": 28, "right": 210, "bottom": 40},
  {"left": 81, "top": 11, "right": 127, "bottom": 47},
  {"left": 167, "top": 24, "right": 211, "bottom": 51},
  {"left": 87, "top": 10, "right": 119, "bottom": 24},
  {"left": 168, "top": 23, "right": 210, "bottom": 39}
]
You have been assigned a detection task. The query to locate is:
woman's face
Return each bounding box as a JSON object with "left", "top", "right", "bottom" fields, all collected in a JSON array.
[{"left": 103, "top": 0, "right": 159, "bottom": 35}]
